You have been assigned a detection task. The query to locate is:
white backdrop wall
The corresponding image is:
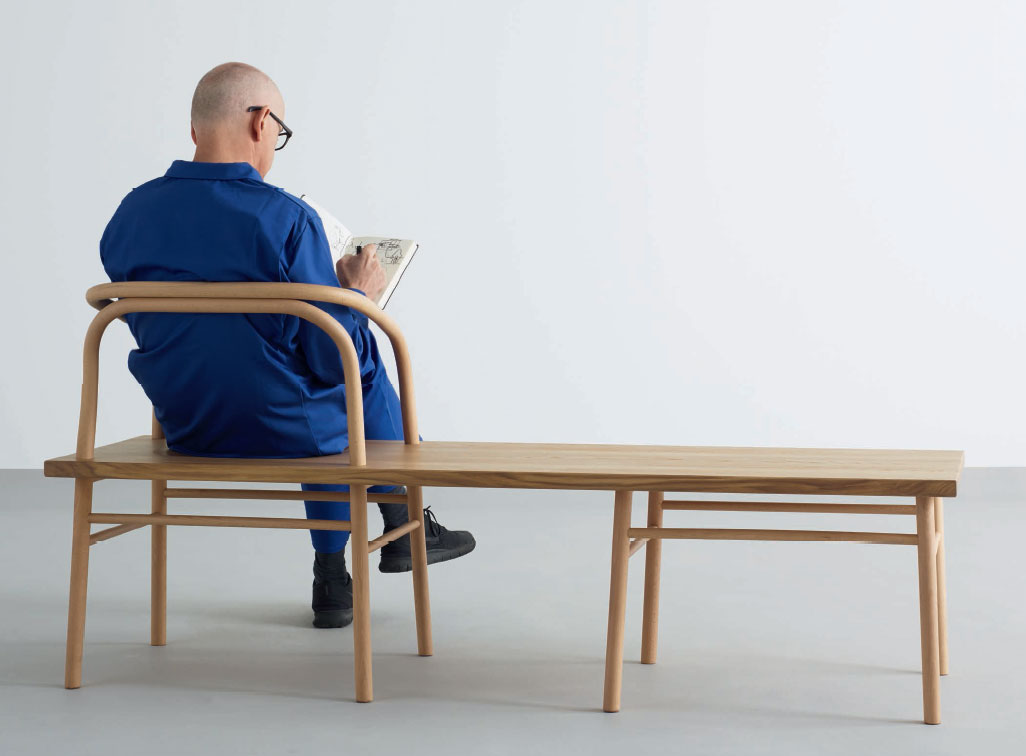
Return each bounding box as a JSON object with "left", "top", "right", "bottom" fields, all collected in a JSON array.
[{"left": 1, "top": 0, "right": 1023, "bottom": 467}]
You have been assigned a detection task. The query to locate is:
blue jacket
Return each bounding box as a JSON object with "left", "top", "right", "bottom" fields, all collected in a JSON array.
[{"left": 100, "top": 160, "right": 376, "bottom": 457}]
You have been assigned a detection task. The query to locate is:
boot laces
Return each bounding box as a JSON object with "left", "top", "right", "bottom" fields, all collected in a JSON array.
[{"left": 423, "top": 506, "right": 443, "bottom": 538}]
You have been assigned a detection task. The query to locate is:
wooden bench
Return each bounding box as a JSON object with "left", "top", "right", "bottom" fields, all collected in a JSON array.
[
  {"left": 601, "top": 454, "right": 960, "bottom": 726},
  {"left": 43, "top": 282, "right": 963, "bottom": 724}
]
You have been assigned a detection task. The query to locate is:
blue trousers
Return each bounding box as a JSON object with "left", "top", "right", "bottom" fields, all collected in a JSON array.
[{"left": 303, "top": 363, "right": 406, "bottom": 553}]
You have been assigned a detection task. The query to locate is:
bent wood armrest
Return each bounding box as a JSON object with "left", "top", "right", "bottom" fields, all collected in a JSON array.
[
  {"left": 78, "top": 282, "right": 420, "bottom": 465},
  {"left": 87, "top": 281, "right": 397, "bottom": 334}
]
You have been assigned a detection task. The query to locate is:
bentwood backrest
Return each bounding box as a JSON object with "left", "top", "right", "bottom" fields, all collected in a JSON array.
[{"left": 80, "top": 282, "right": 420, "bottom": 464}]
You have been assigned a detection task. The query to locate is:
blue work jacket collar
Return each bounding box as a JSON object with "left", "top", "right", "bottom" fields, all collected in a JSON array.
[{"left": 164, "top": 160, "right": 264, "bottom": 182}]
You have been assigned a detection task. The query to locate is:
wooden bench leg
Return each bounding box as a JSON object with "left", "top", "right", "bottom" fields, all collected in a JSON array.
[
  {"left": 916, "top": 495, "right": 941, "bottom": 724},
  {"left": 151, "top": 479, "right": 167, "bottom": 647},
  {"left": 603, "top": 490, "right": 633, "bottom": 712},
  {"left": 641, "top": 491, "right": 663, "bottom": 664},
  {"left": 65, "top": 479, "right": 94, "bottom": 689},
  {"left": 406, "top": 485, "right": 433, "bottom": 656},
  {"left": 935, "top": 498, "right": 949, "bottom": 676},
  {"left": 350, "top": 484, "right": 373, "bottom": 702}
]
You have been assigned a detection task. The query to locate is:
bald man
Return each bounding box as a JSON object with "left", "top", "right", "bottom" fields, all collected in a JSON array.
[{"left": 100, "top": 62, "right": 475, "bottom": 629}]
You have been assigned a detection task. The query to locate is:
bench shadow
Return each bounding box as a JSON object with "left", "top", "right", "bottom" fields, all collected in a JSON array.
[
  {"left": 0, "top": 629, "right": 928, "bottom": 724},
  {"left": 0, "top": 592, "right": 929, "bottom": 723}
]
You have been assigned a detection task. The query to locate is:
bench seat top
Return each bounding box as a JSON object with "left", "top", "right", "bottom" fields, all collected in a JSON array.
[{"left": 43, "top": 436, "right": 963, "bottom": 497}]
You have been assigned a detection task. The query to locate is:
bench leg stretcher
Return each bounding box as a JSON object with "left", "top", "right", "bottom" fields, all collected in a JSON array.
[
  {"left": 603, "top": 491, "right": 951, "bottom": 724},
  {"left": 64, "top": 472, "right": 434, "bottom": 704}
]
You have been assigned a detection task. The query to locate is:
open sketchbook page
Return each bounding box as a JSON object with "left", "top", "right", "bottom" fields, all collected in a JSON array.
[
  {"left": 299, "top": 194, "right": 352, "bottom": 264},
  {"left": 345, "top": 236, "right": 419, "bottom": 309},
  {"left": 300, "top": 194, "right": 419, "bottom": 309}
]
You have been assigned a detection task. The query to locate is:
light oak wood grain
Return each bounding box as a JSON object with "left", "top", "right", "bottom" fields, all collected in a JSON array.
[
  {"left": 59, "top": 282, "right": 433, "bottom": 704},
  {"left": 350, "top": 485, "right": 372, "bottom": 702},
  {"left": 65, "top": 479, "right": 92, "bottom": 689},
  {"left": 916, "top": 496, "right": 942, "bottom": 724},
  {"left": 89, "top": 523, "right": 146, "bottom": 545},
  {"left": 87, "top": 281, "right": 421, "bottom": 447},
  {"left": 151, "top": 413, "right": 166, "bottom": 648},
  {"left": 406, "top": 485, "right": 433, "bottom": 657},
  {"left": 627, "top": 527, "right": 918, "bottom": 545},
  {"left": 89, "top": 513, "right": 353, "bottom": 531},
  {"left": 366, "top": 520, "right": 421, "bottom": 554},
  {"left": 603, "top": 491, "right": 633, "bottom": 712},
  {"left": 936, "top": 499, "right": 949, "bottom": 676},
  {"left": 45, "top": 437, "right": 963, "bottom": 496},
  {"left": 641, "top": 491, "right": 663, "bottom": 665},
  {"left": 627, "top": 537, "right": 649, "bottom": 557},
  {"left": 661, "top": 500, "right": 917, "bottom": 514},
  {"left": 613, "top": 487, "right": 953, "bottom": 723},
  {"left": 77, "top": 297, "right": 368, "bottom": 464},
  {"left": 53, "top": 281, "right": 962, "bottom": 721},
  {"left": 165, "top": 488, "right": 408, "bottom": 503}
]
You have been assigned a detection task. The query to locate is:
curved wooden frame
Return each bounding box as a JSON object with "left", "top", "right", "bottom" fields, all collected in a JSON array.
[
  {"left": 55, "top": 282, "right": 961, "bottom": 719},
  {"left": 64, "top": 282, "right": 433, "bottom": 702},
  {"left": 82, "top": 281, "right": 421, "bottom": 461}
]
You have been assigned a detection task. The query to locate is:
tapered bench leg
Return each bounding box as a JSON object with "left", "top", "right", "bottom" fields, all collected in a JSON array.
[
  {"left": 603, "top": 490, "right": 633, "bottom": 712},
  {"left": 151, "top": 479, "right": 167, "bottom": 646},
  {"left": 350, "top": 484, "right": 373, "bottom": 702},
  {"left": 935, "top": 498, "right": 949, "bottom": 676},
  {"left": 916, "top": 495, "right": 941, "bottom": 724},
  {"left": 65, "top": 479, "right": 94, "bottom": 689},
  {"left": 406, "top": 485, "right": 433, "bottom": 656},
  {"left": 641, "top": 491, "right": 663, "bottom": 664}
]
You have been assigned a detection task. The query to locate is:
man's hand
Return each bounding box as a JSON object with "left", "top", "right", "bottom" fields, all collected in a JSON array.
[{"left": 336, "top": 244, "right": 386, "bottom": 303}]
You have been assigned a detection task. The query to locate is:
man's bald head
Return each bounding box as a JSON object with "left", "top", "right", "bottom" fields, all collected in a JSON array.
[
  {"left": 189, "top": 62, "right": 285, "bottom": 178},
  {"left": 191, "top": 62, "right": 283, "bottom": 130}
]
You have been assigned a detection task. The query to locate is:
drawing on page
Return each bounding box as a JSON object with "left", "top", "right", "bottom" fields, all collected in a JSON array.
[{"left": 376, "top": 238, "right": 404, "bottom": 266}]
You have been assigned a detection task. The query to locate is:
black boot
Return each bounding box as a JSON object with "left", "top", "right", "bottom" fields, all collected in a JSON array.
[
  {"left": 379, "top": 506, "right": 476, "bottom": 573},
  {"left": 311, "top": 550, "right": 353, "bottom": 628}
]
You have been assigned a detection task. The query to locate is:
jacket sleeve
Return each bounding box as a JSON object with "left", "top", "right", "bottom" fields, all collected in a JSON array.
[{"left": 283, "top": 212, "right": 378, "bottom": 386}]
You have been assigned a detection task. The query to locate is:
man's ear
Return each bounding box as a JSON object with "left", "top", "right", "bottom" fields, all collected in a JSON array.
[
  {"left": 190, "top": 124, "right": 197, "bottom": 146},
  {"left": 249, "top": 107, "right": 267, "bottom": 144}
]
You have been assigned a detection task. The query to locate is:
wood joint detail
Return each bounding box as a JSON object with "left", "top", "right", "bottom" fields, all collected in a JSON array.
[
  {"left": 628, "top": 537, "right": 649, "bottom": 557},
  {"left": 367, "top": 520, "right": 421, "bottom": 553},
  {"left": 89, "top": 523, "right": 147, "bottom": 545}
]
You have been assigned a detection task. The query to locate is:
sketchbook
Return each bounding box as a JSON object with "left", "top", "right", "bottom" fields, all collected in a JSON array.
[{"left": 300, "top": 194, "right": 419, "bottom": 309}]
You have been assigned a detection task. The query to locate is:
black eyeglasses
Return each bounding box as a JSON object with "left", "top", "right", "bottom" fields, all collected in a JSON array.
[{"left": 246, "top": 105, "right": 293, "bottom": 151}]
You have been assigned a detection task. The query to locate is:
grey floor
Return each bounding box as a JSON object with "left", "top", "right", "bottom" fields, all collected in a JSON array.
[{"left": 1, "top": 469, "right": 1024, "bottom": 755}]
